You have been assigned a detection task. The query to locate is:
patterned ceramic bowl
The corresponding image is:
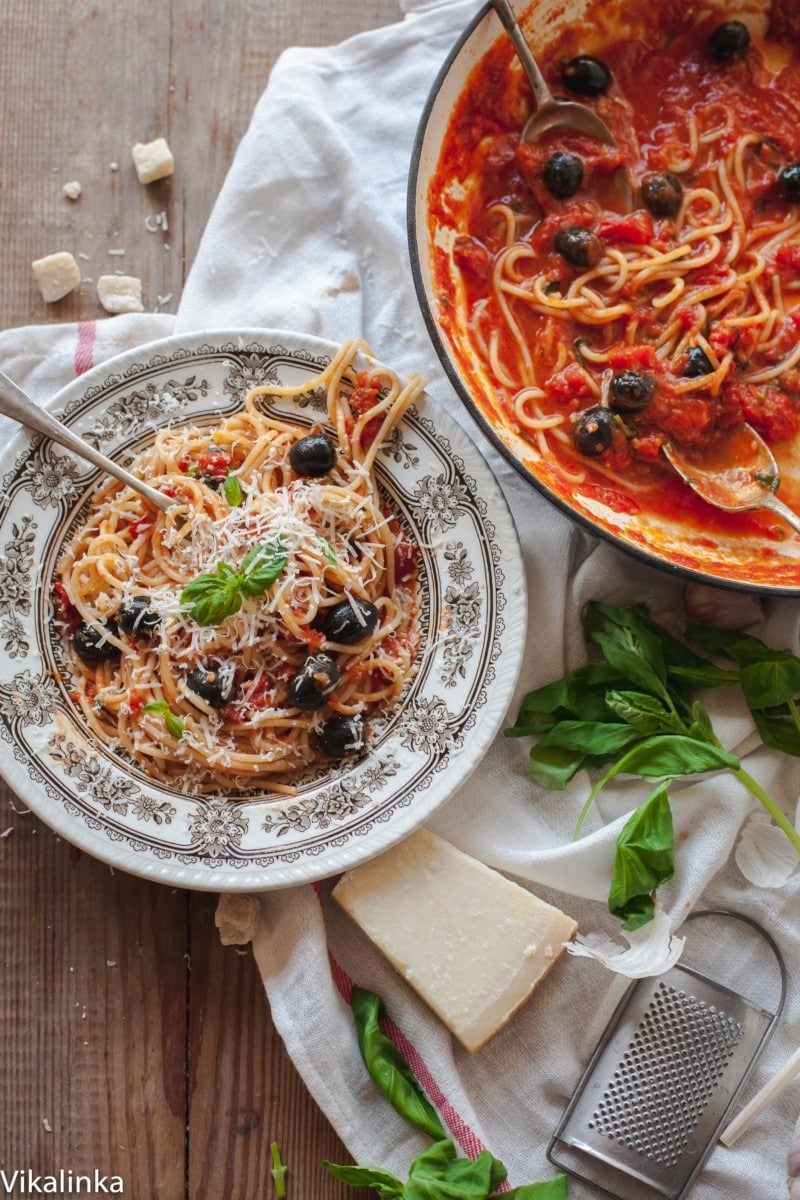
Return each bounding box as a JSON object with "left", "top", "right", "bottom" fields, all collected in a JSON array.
[{"left": 0, "top": 330, "right": 526, "bottom": 890}]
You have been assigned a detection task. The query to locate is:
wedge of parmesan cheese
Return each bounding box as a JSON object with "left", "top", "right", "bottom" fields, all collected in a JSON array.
[{"left": 332, "top": 828, "right": 577, "bottom": 1052}]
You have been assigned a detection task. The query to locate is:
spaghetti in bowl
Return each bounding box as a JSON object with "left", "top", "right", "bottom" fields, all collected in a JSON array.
[
  {"left": 410, "top": 0, "right": 800, "bottom": 591},
  {"left": 0, "top": 330, "right": 525, "bottom": 889}
]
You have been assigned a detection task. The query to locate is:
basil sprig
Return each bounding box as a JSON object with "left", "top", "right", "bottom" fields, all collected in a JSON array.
[
  {"left": 223, "top": 471, "right": 243, "bottom": 507},
  {"left": 351, "top": 988, "right": 446, "bottom": 1141},
  {"left": 507, "top": 600, "right": 800, "bottom": 929},
  {"left": 180, "top": 536, "right": 287, "bottom": 626},
  {"left": 143, "top": 699, "right": 185, "bottom": 739},
  {"left": 324, "top": 988, "right": 567, "bottom": 1200}
]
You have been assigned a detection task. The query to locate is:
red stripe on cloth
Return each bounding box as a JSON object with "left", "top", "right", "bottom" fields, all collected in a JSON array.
[
  {"left": 319, "top": 890, "right": 500, "bottom": 1173},
  {"left": 74, "top": 321, "right": 97, "bottom": 376}
]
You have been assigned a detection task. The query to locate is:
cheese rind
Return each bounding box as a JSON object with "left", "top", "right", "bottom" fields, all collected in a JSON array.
[
  {"left": 332, "top": 828, "right": 577, "bottom": 1052},
  {"left": 31, "top": 251, "right": 81, "bottom": 303}
]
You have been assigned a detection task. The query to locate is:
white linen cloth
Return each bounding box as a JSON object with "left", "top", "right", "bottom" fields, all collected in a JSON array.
[{"left": 3, "top": 2, "right": 799, "bottom": 1196}]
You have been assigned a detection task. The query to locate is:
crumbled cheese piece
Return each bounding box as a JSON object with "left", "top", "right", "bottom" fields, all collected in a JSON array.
[
  {"left": 215, "top": 893, "right": 261, "bottom": 945},
  {"left": 32, "top": 251, "right": 81, "bottom": 303},
  {"left": 109, "top": 161, "right": 119, "bottom": 171},
  {"left": 131, "top": 137, "right": 174, "bottom": 184},
  {"left": 97, "top": 274, "right": 144, "bottom": 314},
  {"left": 62, "top": 180, "right": 82, "bottom": 200},
  {"left": 333, "top": 829, "right": 578, "bottom": 1053}
]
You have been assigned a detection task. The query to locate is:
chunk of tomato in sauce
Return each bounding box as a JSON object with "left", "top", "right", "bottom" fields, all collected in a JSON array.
[
  {"left": 452, "top": 235, "right": 493, "bottom": 285},
  {"left": 724, "top": 382, "right": 799, "bottom": 443},
  {"left": 349, "top": 372, "right": 382, "bottom": 415},
  {"left": 598, "top": 210, "right": 656, "bottom": 246},
  {"left": 196, "top": 448, "right": 231, "bottom": 477}
]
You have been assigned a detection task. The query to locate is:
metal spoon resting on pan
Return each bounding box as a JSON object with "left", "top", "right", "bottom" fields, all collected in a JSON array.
[
  {"left": 0, "top": 368, "right": 177, "bottom": 514},
  {"left": 489, "top": 0, "right": 618, "bottom": 147},
  {"left": 664, "top": 422, "right": 800, "bottom": 537}
]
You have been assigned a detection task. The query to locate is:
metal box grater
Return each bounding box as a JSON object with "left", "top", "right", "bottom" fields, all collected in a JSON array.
[{"left": 548, "top": 911, "right": 786, "bottom": 1200}]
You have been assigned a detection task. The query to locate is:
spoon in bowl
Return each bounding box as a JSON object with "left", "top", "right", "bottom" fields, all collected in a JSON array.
[
  {"left": 0, "top": 368, "right": 177, "bottom": 514},
  {"left": 489, "top": 0, "right": 618, "bottom": 147},
  {"left": 663, "top": 422, "right": 800, "bottom": 536}
]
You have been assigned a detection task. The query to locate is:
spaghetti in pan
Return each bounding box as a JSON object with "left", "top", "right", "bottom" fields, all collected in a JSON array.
[
  {"left": 429, "top": 3, "right": 800, "bottom": 527},
  {"left": 53, "top": 341, "right": 424, "bottom": 795}
]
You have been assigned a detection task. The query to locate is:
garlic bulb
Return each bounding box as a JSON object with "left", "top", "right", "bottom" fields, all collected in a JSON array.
[{"left": 682, "top": 582, "right": 762, "bottom": 630}]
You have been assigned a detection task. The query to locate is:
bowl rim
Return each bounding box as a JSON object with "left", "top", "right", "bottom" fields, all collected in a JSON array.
[{"left": 406, "top": 1, "right": 800, "bottom": 597}]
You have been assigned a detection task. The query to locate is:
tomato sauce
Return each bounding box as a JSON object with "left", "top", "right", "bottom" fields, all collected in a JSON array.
[{"left": 428, "top": 2, "right": 800, "bottom": 567}]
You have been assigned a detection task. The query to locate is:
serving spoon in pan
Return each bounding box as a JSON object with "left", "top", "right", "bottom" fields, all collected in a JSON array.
[
  {"left": 0, "top": 368, "right": 177, "bottom": 514},
  {"left": 664, "top": 422, "right": 800, "bottom": 536},
  {"left": 489, "top": 0, "right": 618, "bottom": 147}
]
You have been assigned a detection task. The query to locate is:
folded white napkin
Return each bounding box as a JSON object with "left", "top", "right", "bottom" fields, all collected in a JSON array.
[{"left": 3, "top": 1, "right": 798, "bottom": 1196}]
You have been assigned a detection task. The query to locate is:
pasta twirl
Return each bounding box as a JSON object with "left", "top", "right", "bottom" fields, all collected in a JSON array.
[{"left": 54, "top": 340, "right": 424, "bottom": 795}]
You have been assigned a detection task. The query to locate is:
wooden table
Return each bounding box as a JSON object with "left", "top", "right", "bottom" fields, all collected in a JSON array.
[{"left": 0, "top": 2, "right": 401, "bottom": 1195}]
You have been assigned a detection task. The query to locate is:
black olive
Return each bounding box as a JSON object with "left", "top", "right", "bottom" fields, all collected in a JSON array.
[
  {"left": 200, "top": 473, "right": 223, "bottom": 491},
  {"left": 72, "top": 620, "right": 120, "bottom": 663},
  {"left": 777, "top": 164, "right": 800, "bottom": 203},
  {"left": 608, "top": 370, "right": 656, "bottom": 411},
  {"left": 117, "top": 595, "right": 161, "bottom": 638},
  {"left": 287, "top": 653, "right": 340, "bottom": 711},
  {"left": 554, "top": 225, "right": 603, "bottom": 269},
  {"left": 289, "top": 432, "right": 337, "bottom": 477},
  {"left": 707, "top": 20, "right": 750, "bottom": 62},
  {"left": 560, "top": 55, "right": 612, "bottom": 96},
  {"left": 318, "top": 714, "right": 364, "bottom": 758},
  {"left": 682, "top": 346, "right": 714, "bottom": 378},
  {"left": 641, "top": 172, "right": 683, "bottom": 218},
  {"left": 325, "top": 598, "right": 380, "bottom": 644},
  {"left": 573, "top": 407, "right": 616, "bottom": 457},
  {"left": 185, "top": 663, "right": 235, "bottom": 708},
  {"left": 542, "top": 152, "right": 584, "bottom": 200}
]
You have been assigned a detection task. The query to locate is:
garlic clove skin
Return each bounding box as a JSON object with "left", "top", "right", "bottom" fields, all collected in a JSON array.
[{"left": 682, "top": 582, "right": 762, "bottom": 631}]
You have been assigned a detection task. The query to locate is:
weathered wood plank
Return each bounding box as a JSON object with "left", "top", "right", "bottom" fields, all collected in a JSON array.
[
  {"left": 0, "top": 788, "right": 188, "bottom": 1194},
  {"left": 0, "top": 1, "right": 404, "bottom": 1196}
]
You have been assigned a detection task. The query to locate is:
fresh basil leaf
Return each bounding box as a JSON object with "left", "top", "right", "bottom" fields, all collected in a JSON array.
[
  {"left": 684, "top": 624, "right": 772, "bottom": 667},
  {"left": 223, "top": 471, "right": 243, "bottom": 507},
  {"left": 528, "top": 742, "right": 588, "bottom": 790},
  {"left": 739, "top": 654, "right": 800, "bottom": 710},
  {"left": 406, "top": 1142, "right": 507, "bottom": 1200},
  {"left": 686, "top": 700, "right": 719, "bottom": 747},
  {"left": 608, "top": 781, "right": 674, "bottom": 930},
  {"left": 143, "top": 700, "right": 185, "bottom": 739},
  {"left": 500, "top": 1176, "right": 568, "bottom": 1200},
  {"left": 604, "top": 691, "right": 684, "bottom": 736},
  {"left": 514, "top": 663, "right": 626, "bottom": 724},
  {"left": 180, "top": 569, "right": 243, "bottom": 625},
  {"left": 751, "top": 707, "right": 800, "bottom": 757},
  {"left": 322, "top": 1162, "right": 405, "bottom": 1197},
  {"left": 629, "top": 603, "right": 706, "bottom": 668},
  {"left": 605, "top": 734, "right": 739, "bottom": 780},
  {"left": 667, "top": 663, "right": 740, "bottom": 688},
  {"left": 581, "top": 601, "right": 668, "bottom": 699},
  {"left": 533, "top": 720, "right": 640, "bottom": 757},
  {"left": 240, "top": 537, "right": 288, "bottom": 596},
  {"left": 352, "top": 989, "right": 446, "bottom": 1141}
]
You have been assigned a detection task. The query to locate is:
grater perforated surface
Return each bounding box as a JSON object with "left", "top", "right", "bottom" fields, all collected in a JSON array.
[
  {"left": 548, "top": 949, "right": 781, "bottom": 1200},
  {"left": 589, "top": 980, "right": 745, "bottom": 1166}
]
